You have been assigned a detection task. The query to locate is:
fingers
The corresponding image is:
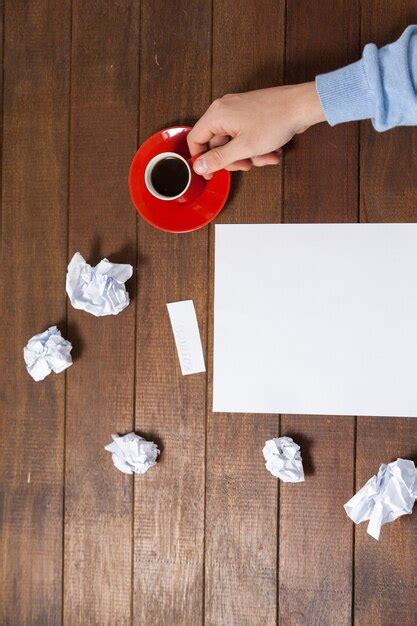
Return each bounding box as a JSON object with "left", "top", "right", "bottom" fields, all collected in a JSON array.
[
  {"left": 206, "top": 143, "right": 281, "bottom": 171},
  {"left": 188, "top": 113, "right": 282, "bottom": 175},
  {"left": 226, "top": 159, "right": 253, "bottom": 171},
  {"left": 187, "top": 116, "right": 215, "bottom": 157},
  {"left": 209, "top": 135, "right": 229, "bottom": 149},
  {"left": 191, "top": 145, "right": 281, "bottom": 175},
  {"left": 194, "top": 136, "right": 230, "bottom": 179},
  {"left": 193, "top": 136, "right": 247, "bottom": 176},
  {"left": 207, "top": 136, "right": 254, "bottom": 171},
  {"left": 251, "top": 151, "right": 281, "bottom": 167},
  {"left": 226, "top": 152, "right": 280, "bottom": 172},
  {"left": 207, "top": 136, "right": 253, "bottom": 172}
]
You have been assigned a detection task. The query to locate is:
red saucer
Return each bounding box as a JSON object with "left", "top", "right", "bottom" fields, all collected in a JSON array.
[{"left": 129, "top": 126, "right": 231, "bottom": 233}]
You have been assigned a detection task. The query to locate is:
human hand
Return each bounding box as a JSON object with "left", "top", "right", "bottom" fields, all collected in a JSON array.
[{"left": 187, "top": 82, "right": 326, "bottom": 178}]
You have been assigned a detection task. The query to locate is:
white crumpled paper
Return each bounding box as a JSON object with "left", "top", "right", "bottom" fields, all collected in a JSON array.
[
  {"left": 66, "top": 252, "right": 133, "bottom": 316},
  {"left": 23, "top": 326, "right": 73, "bottom": 381},
  {"left": 263, "top": 436, "right": 305, "bottom": 483},
  {"left": 344, "top": 458, "right": 417, "bottom": 540},
  {"left": 105, "top": 432, "right": 160, "bottom": 475}
]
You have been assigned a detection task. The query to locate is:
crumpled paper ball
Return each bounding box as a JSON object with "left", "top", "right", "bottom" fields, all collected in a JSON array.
[
  {"left": 104, "top": 432, "right": 160, "bottom": 475},
  {"left": 66, "top": 251, "right": 133, "bottom": 316},
  {"left": 263, "top": 436, "right": 305, "bottom": 483},
  {"left": 23, "top": 326, "right": 73, "bottom": 381},
  {"left": 344, "top": 458, "right": 417, "bottom": 540}
]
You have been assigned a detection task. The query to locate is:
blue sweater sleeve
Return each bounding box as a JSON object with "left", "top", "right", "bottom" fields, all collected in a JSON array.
[{"left": 315, "top": 25, "right": 417, "bottom": 131}]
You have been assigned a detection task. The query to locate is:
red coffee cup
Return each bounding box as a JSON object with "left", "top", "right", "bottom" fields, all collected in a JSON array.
[{"left": 144, "top": 151, "right": 205, "bottom": 205}]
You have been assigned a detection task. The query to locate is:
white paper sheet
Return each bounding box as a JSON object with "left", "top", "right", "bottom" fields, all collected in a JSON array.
[
  {"left": 167, "top": 300, "right": 206, "bottom": 375},
  {"left": 213, "top": 224, "right": 417, "bottom": 416}
]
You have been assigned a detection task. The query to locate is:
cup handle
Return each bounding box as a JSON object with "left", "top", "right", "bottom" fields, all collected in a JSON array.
[{"left": 173, "top": 154, "right": 206, "bottom": 204}]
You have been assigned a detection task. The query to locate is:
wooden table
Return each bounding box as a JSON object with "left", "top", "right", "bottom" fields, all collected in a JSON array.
[{"left": 1, "top": 1, "right": 416, "bottom": 624}]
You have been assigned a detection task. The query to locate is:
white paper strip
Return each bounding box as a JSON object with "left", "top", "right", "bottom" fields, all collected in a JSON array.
[
  {"left": 214, "top": 224, "right": 417, "bottom": 416},
  {"left": 167, "top": 300, "right": 206, "bottom": 375}
]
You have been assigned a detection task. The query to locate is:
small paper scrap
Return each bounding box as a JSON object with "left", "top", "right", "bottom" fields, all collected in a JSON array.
[
  {"left": 166, "top": 300, "right": 206, "bottom": 375},
  {"left": 66, "top": 252, "right": 133, "bottom": 316},
  {"left": 344, "top": 459, "right": 417, "bottom": 540},
  {"left": 263, "top": 436, "right": 305, "bottom": 483},
  {"left": 23, "top": 326, "right": 72, "bottom": 381},
  {"left": 105, "top": 432, "right": 159, "bottom": 475}
]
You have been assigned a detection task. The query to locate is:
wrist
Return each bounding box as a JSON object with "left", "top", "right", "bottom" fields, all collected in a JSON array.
[{"left": 291, "top": 81, "right": 326, "bottom": 131}]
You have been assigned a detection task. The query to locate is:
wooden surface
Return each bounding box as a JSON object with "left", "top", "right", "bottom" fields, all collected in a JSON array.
[
  {"left": 0, "top": 1, "right": 70, "bottom": 623},
  {"left": 1, "top": 1, "right": 416, "bottom": 625},
  {"left": 280, "top": 2, "right": 358, "bottom": 624},
  {"left": 64, "top": 2, "right": 138, "bottom": 624},
  {"left": 206, "top": 3, "right": 283, "bottom": 624},
  {"left": 355, "top": 5, "right": 417, "bottom": 625},
  {"left": 134, "top": 2, "right": 210, "bottom": 624}
]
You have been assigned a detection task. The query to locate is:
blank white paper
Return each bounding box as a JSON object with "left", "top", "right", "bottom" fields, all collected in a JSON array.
[{"left": 213, "top": 224, "right": 417, "bottom": 417}]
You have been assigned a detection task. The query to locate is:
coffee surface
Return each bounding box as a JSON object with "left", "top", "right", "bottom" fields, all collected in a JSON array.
[{"left": 151, "top": 157, "right": 189, "bottom": 198}]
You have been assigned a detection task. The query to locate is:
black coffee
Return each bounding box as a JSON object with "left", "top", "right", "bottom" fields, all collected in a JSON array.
[{"left": 151, "top": 156, "right": 189, "bottom": 198}]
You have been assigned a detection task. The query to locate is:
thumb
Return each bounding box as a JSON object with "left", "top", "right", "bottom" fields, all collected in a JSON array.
[{"left": 193, "top": 137, "right": 246, "bottom": 175}]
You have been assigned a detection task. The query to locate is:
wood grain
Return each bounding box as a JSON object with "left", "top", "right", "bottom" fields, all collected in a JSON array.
[
  {"left": 133, "top": 2, "right": 211, "bottom": 624},
  {"left": 355, "top": 6, "right": 417, "bottom": 624},
  {"left": 205, "top": 3, "right": 284, "bottom": 625},
  {"left": 64, "top": 2, "right": 139, "bottom": 624},
  {"left": 280, "top": 1, "right": 359, "bottom": 623},
  {"left": 0, "top": 1, "right": 70, "bottom": 623},
  {"left": 2, "top": 2, "right": 417, "bottom": 624}
]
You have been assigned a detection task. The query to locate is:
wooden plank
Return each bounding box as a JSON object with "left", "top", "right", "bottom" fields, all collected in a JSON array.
[
  {"left": 280, "top": 1, "right": 359, "bottom": 623},
  {"left": 0, "top": 0, "right": 2, "bottom": 202},
  {"left": 0, "top": 1, "right": 70, "bottom": 623},
  {"left": 354, "top": 419, "right": 417, "bottom": 624},
  {"left": 205, "top": 3, "right": 284, "bottom": 624},
  {"left": 355, "top": 6, "right": 417, "bottom": 624},
  {"left": 133, "top": 2, "right": 211, "bottom": 624},
  {"left": 64, "top": 2, "right": 139, "bottom": 624}
]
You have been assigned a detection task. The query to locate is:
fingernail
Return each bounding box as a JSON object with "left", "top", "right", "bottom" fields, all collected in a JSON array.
[{"left": 194, "top": 158, "right": 208, "bottom": 174}]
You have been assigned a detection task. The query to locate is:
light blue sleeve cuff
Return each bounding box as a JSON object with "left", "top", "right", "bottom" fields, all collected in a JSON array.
[{"left": 315, "top": 59, "right": 375, "bottom": 126}]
